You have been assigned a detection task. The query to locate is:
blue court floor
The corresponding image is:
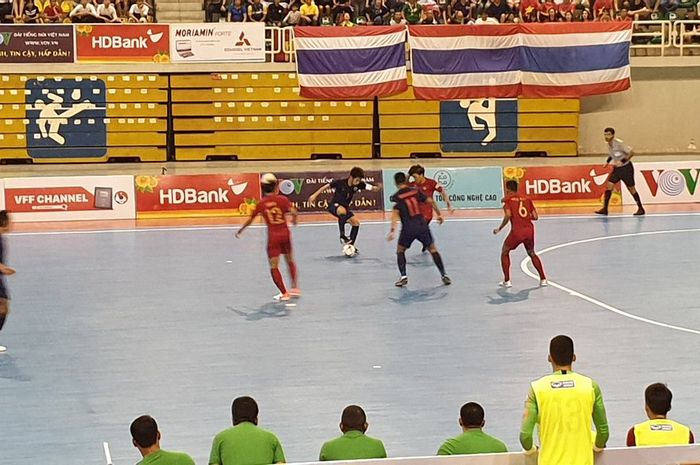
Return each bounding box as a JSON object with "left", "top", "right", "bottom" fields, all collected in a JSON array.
[{"left": 1, "top": 213, "right": 699, "bottom": 465}]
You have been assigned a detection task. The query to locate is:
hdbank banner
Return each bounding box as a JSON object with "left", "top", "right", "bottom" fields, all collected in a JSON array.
[
  {"left": 3, "top": 176, "right": 135, "bottom": 222},
  {"left": 503, "top": 165, "right": 618, "bottom": 206},
  {"left": 135, "top": 174, "right": 261, "bottom": 217},
  {"left": 170, "top": 23, "right": 265, "bottom": 63},
  {"left": 382, "top": 167, "right": 503, "bottom": 210},
  {"left": 275, "top": 171, "right": 384, "bottom": 213},
  {"left": 75, "top": 24, "right": 170, "bottom": 63},
  {"left": 623, "top": 161, "right": 700, "bottom": 205}
]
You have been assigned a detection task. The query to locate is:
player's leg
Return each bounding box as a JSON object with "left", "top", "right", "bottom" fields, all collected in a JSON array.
[
  {"left": 0, "top": 297, "right": 9, "bottom": 353},
  {"left": 596, "top": 177, "right": 616, "bottom": 215},
  {"left": 623, "top": 164, "right": 645, "bottom": 215},
  {"left": 424, "top": 231, "right": 450, "bottom": 284},
  {"left": 267, "top": 242, "right": 289, "bottom": 301},
  {"left": 329, "top": 204, "right": 349, "bottom": 242},
  {"left": 395, "top": 244, "right": 409, "bottom": 287},
  {"left": 421, "top": 217, "right": 432, "bottom": 253},
  {"left": 348, "top": 215, "right": 360, "bottom": 247},
  {"left": 524, "top": 236, "right": 547, "bottom": 286},
  {"left": 281, "top": 238, "right": 299, "bottom": 297},
  {"left": 500, "top": 235, "right": 518, "bottom": 287}
]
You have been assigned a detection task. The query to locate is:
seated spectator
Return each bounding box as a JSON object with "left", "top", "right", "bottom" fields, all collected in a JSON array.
[
  {"left": 562, "top": 9, "right": 573, "bottom": 19},
  {"left": 616, "top": 7, "right": 631, "bottom": 19},
  {"left": 594, "top": 0, "right": 615, "bottom": 19},
  {"left": 437, "top": 402, "right": 508, "bottom": 455},
  {"left": 128, "top": 0, "right": 149, "bottom": 22},
  {"left": 597, "top": 10, "right": 611, "bottom": 19},
  {"left": 205, "top": 0, "right": 226, "bottom": 22},
  {"left": 543, "top": 6, "right": 558, "bottom": 20},
  {"left": 22, "top": 0, "right": 40, "bottom": 22},
  {"left": 42, "top": 0, "right": 63, "bottom": 21},
  {"left": 114, "top": 0, "right": 126, "bottom": 17},
  {"left": 519, "top": 0, "right": 538, "bottom": 21},
  {"left": 365, "top": 0, "right": 389, "bottom": 23},
  {"left": 228, "top": 0, "right": 246, "bottom": 22},
  {"left": 421, "top": 6, "right": 441, "bottom": 22},
  {"left": 475, "top": 7, "right": 498, "bottom": 22},
  {"left": 339, "top": 9, "right": 354, "bottom": 23},
  {"left": 98, "top": 0, "right": 121, "bottom": 21},
  {"left": 449, "top": 9, "right": 472, "bottom": 21},
  {"left": 332, "top": 0, "right": 353, "bottom": 23},
  {"left": 316, "top": 0, "right": 331, "bottom": 17},
  {"left": 319, "top": 405, "right": 387, "bottom": 461},
  {"left": 653, "top": 0, "right": 678, "bottom": 17},
  {"left": 626, "top": 0, "right": 651, "bottom": 19},
  {"left": 266, "top": 0, "right": 286, "bottom": 25},
  {"left": 0, "top": 0, "right": 12, "bottom": 24},
  {"left": 388, "top": 9, "right": 405, "bottom": 21},
  {"left": 402, "top": 0, "right": 422, "bottom": 23},
  {"left": 626, "top": 383, "right": 695, "bottom": 447},
  {"left": 299, "top": 0, "right": 319, "bottom": 24},
  {"left": 451, "top": 0, "right": 472, "bottom": 22},
  {"left": 558, "top": 0, "right": 574, "bottom": 16},
  {"left": 70, "top": 0, "right": 98, "bottom": 22},
  {"left": 486, "top": 0, "right": 512, "bottom": 22},
  {"left": 209, "top": 396, "right": 285, "bottom": 465},
  {"left": 130, "top": 415, "right": 195, "bottom": 465},
  {"left": 580, "top": 7, "right": 592, "bottom": 19},
  {"left": 283, "top": 2, "right": 301, "bottom": 24},
  {"left": 248, "top": 0, "right": 266, "bottom": 21},
  {"left": 385, "top": 0, "right": 404, "bottom": 13}
]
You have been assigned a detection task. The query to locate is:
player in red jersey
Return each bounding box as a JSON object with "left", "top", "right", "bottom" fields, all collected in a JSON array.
[
  {"left": 236, "top": 174, "right": 299, "bottom": 302},
  {"left": 492, "top": 180, "right": 547, "bottom": 288},
  {"left": 408, "top": 165, "right": 454, "bottom": 251}
]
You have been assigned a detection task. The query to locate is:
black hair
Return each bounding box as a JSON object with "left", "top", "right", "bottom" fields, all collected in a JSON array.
[
  {"left": 232, "top": 396, "right": 259, "bottom": 425},
  {"left": 0, "top": 211, "right": 8, "bottom": 228},
  {"left": 460, "top": 402, "right": 485, "bottom": 428},
  {"left": 341, "top": 405, "right": 366, "bottom": 431},
  {"left": 130, "top": 415, "right": 158, "bottom": 449},
  {"left": 645, "top": 383, "right": 672, "bottom": 416},
  {"left": 261, "top": 182, "right": 277, "bottom": 194},
  {"left": 604, "top": 127, "right": 615, "bottom": 135},
  {"left": 394, "top": 172, "right": 407, "bottom": 185},
  {"left": 350, "top": 167, "right": 365, "bottom": 179},
  {"left": 408, "top": 165, "right": 425, "bottom": 176},
  {"left": 549, "top": 335, "right": 575, "bottom": 366},
  {"left": 505, "top": 180, "right": 518, "bottom": 192}
]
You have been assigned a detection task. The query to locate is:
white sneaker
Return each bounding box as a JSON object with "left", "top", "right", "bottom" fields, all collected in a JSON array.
[
  {"left": 273, "top": 293, "right": 291, "bottom": 302},
  {"left": 540, "top": 279, "right": 548, "bottom": 287},
  {"left": 499, "top": 280, "right": 512, "bottom": 288},
  {"left": 0, "top": 345, "right": 6, "bottom": 353}
]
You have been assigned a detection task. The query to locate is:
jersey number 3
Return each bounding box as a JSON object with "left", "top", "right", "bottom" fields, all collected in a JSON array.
[{"left": 265, "top": 207, "right": 286, "bottom": 225}]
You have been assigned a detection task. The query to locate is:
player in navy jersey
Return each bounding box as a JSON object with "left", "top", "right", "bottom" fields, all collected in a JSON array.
[
  {"left": 387, "top": 172, "right": 450, "bottom": 287},
  {"left": 308, "top": 167, "right": 382, "bottom": 252},
  {"left": 0, "top": 211, "right": 15, "bottom": 353}
]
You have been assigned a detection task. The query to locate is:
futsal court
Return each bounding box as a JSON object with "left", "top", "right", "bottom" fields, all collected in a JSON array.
[{"left": 0, "top": 207, "right": 699, "bottom": 465}]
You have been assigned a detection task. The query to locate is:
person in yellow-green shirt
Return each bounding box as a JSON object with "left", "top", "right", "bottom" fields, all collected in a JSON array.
[
  {"left": 210, "top": 396, "right": 286, "bottom": 465},
  {"left": 319, "top": 405, "right": 387, "bottom": 461},
  {"left": 520, "top": 335, "right": 610, "bottom": 465},
  {"left": 437, "top": 402, "right": 507, "bottom": 455},
  {"left": 626, "top": 383, "right": 695, "bottom": 446},
  {"left": 131, "top": 415, "right": 195, "bottom": 465}
]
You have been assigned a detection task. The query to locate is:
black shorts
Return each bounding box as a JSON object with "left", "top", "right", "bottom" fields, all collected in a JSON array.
[
  {"left": 328, "top": 203, "right": 354, "bottom": 220},
  {"left": 398, "top": 225, "right": 433, "bottom": 249},
  {"left": 0, "top": 277, "right": 8, "bottom": 300},
  {"left": 609, "top": 162, "right": 635, "bottom": 187}
]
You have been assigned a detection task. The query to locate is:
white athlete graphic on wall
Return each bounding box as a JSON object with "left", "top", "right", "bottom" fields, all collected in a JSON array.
[
  {"left": 459, "top": 99, "right": 497, "bottom": 146},
  {"left": 33, "top": 89, "right": 97, "bottom": 145}
]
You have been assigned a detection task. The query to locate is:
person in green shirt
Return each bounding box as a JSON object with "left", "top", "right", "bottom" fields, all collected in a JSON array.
[
  {"left": 437, "top": 402, "right": 507, "bottom": 455},
  {"left": 130, "top": 415, "right": 195, "bottom": 465},
  {"left": 319, "top": 405, "right": 387, "bottom": 461},
  {"left": 210, "top": 396, "right": 286, "bottom": 465}
]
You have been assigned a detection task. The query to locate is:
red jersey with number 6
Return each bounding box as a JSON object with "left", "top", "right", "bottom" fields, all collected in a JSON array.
[
  {"left": 252, "top": 194, "right": 292, "bottom": 257},
  {"left": 504, "top": 194, "right": 536, "bottom": 235},
  {"left": 410, "top": 178, "right": 443, "bottom": 222}
]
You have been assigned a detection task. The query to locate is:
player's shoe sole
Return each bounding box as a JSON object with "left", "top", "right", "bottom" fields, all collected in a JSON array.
[
  {"left": 595, "top": 209, "right": 608, "bottom": 216},
  {"left": 499, "top": 280, "right": 512, "bottom": 288},
  {"left": 289, "top": 288, "right": 301, "bottom": 298},
  {"left": 0, "top": 345, "right": 6, "bottom": 353},
  {"left": 273, "top": 293, "right": 291, "bottom": 302},
  {"left": 634, "top": 208, "right": 646, "bottom": 216},
  {"left": 441, "top": 274, "right": 451, "bottom": 285},
  {"left": 395, "top": 276, "right": 408, "bottom": 287}
]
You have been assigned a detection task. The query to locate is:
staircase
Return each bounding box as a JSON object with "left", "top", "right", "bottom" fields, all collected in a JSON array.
[{"left": 157, "top": 0, "right": 204, "bottom": 22}]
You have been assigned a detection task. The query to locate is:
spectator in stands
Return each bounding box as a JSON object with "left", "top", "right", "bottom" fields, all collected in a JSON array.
[
  {"left": 209, "top": 396, "right": 286, "bottom": 465},
  {"left": 299, "top": 0, "right": 319, "bottom": 24},
  {"left": 558, "top": 0, "right": 575, "bottom": 17},
  {"left": 402, "top": 0, "right": 422, "bottom": 23},
  {"left": 475, "top": 7, "right": 498, "bottom": 22},
  {"left": 228, "top": 0, "right": 247, "bottom": 22},
  {"left": 266, "top": 0, "right": 287, "bottom": 26},
  {"left": 130, "top": 415, "right": 195, "bottom": 465},
  {"left": 449, "top": 9, "right": 471, "bottom": 22},
  {"left": 594, "top": 0, "right": 615, "bottom": 19},
  {"left": 128, "top": 0, "right": 149, "bottom": 21},
  {"left": 486, "top": 0, "right": 513, "bottom": 22},
  {"left": 421, "top": 6, "right": 441, "bottom": 22},
  {"left": 520, "top": 335, "right": 610, "bottom": 465},
  {"left": 626, "top": 383, "right": 695, "bottom": 447},
  {"left": 389, "top": 9, "right": 405, "bottom": 22},
  {"left": 385, "top": 0, "right": 404, "bottom": 14},
  {"left": 319, "top": 405, "right": 387, "bottom": 461},
  {"left": 332, "top": 0, "right": 353, "bottom": 23},
  {"left": 543, "top": 6, "right": 558, "bottom": 20},
  {"left": 519, "top": 0, "right": 539, "bottom": 21},
  {"left": 114, "top": 0, "right": 126, "bottom": 17},
  {"left": 616, "top": 7, "right": 631, "bottom": 19},
  {"left": 653, "top": 0, "right": 678, "bottom": 17},
  {"left": 581, "top": 7, "right": 592, "bottom": 19},
  {"left": 563, "top": 9, "right": 573, "bottom": 20},
  {"left": 626, "top": 0, "right": 652, "bottom": 19},
  {"left": 98, "top": 0, "right": 121, "bottom": 21},
  {"left": 339, "top": 10, "right": 355, "bottom": 23},
  {"left": 205, "top": 0, "right": 226, "bottom": 22},
  {"left": 248, "top": 0, "right": 267, "bottom": 22},
  {"left": 365, "top": 0, "right": 389, "bottom": 23},
  {"left": 437, "top": 402, "right": 508, "bottom": 455},
  {"left": 450, "top": 0, "right": 473, "bottom": 22},
  {"left": 22, "top": 0, "right": 40, "bottom": 22},
  {"left": 70, "top": 0, "right": 98, "bottom": 22},
  {"left": 42, "top": 0, "right": 63, "bottom": 21},
  {"left": 315, "top": 0, "right": 331, "bottom": 19},
  {"left": 0, "top": 0, "right": 12, "bottom": 23},
  {"left": 283, "top": 2, "right": 301, "bottom": 24}
]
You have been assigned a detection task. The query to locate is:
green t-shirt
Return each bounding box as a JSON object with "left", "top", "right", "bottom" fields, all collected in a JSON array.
[
  {"left": 138, "top": 449, "right": 196, "bottom": 465},
  {"left": 403, "top": 2, "right": 422, "bottom": 23},
  {"left": 437, "top": 429, "right": 508, "bottom": 455},
  {"left": 210, "top": 422, "right": 286, "bottom": 465},
  {"left": 320, "top": 430, "right": 387, "bottom": 461}
]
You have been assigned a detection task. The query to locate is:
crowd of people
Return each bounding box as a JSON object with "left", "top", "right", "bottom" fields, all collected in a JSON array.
[
  {"left": 203, "top": 0, "right": 680, "bottom": 26},
  {"left": 129, "top": 335, "right": 695, "bottom": 465},
  {"left": 0, "top": 0, "right": 154, "bottom": 23}
]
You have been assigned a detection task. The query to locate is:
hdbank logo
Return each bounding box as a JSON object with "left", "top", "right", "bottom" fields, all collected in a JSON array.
[
  {"left": 440, "top": 99, "right": 518, "bottom": 153},
  {"left": 641, "top": 169, "right": 700, "bottom": 197}
]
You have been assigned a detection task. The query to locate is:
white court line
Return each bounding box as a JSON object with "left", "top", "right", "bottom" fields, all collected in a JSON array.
[
  {"left": 103, "top": 442, "right": 113, "bottom": 465},
  {"left": 520, "top": 228, "right": 700, "bottom": 336},
  {"left": 7, "top": 212, "right": 700, "bottom": 237}
]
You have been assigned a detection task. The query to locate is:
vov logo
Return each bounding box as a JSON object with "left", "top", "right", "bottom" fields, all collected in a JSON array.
[
  {"left": 0, "top": 32, "right": 12, "bottom": 46},
  {"left": 25, "top": 78, "right": 107, "bottom": 158},
  {"left": 279, "top": 178, "right": 304, "bottom": 196},
  {"left": 440, "top": 99, "right": 518, "bottom": 153},
  {"left": 641, "top": 168, "right": 700, "bottom": 197}
]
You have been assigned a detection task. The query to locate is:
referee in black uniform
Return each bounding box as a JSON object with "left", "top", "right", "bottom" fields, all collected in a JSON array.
[{"left": 596, "top": 127, "right": 645, "bottom": 216}]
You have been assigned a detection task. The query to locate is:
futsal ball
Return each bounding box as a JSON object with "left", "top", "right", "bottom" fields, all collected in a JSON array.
[
  {"left": 261, "top": 173, "right": 278, "bottom": 185},
  {"left": 342, "top": 243, "right": 356, "bottom": 257}
]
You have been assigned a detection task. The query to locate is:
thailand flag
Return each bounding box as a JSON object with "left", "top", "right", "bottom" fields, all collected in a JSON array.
[
  {"left": 294, "top": 26, "right": 408, "bottom": 100},
  {"left": 409, "top": 23, "right": 632, "bottom": 99}
]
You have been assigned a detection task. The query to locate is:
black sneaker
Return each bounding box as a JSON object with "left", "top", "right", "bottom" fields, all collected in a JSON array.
[
  {"left": 340, "top": 235, "right": 351, "bottom": 244},
  {"left": 395, "top": 276, "right": 408, "bottom": 287},
  {"left": 634, "top": 208, "right": 646, "bottom": 216},
  {"left": 595, "top": 209, "right": 608, "bottom": 216},
  {"left": 441, "top": 274, "right": 452, "bottom": 285}
]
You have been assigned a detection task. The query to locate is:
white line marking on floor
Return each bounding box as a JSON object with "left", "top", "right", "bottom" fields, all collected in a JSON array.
[{"left": 520, "top": 228, "right": 700, "bottom": 336}]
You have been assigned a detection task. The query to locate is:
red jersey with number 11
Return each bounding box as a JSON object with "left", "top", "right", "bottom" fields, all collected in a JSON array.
[
  {"left": 504, "top": 194, "right": 535, "bottom": 235},
  {"left": 252, "top": 194, "right": 292, "bottom": 234}
]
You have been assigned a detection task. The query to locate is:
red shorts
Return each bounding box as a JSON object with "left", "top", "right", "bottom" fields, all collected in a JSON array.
[
  {"left": 505, "top": 230, "right": 535, "bottom": 251},
  {"left": 267, "top": 231, "right": 292, "bottom": 258}
]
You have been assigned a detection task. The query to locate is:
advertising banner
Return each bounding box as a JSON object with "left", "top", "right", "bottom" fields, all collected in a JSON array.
[
  {"left": 0, "top": 179, "right": 5, "bottom": 211},
  {"left": 3, "top": 176, "right": 135, "bottom": 222},
  {"left": 622, "top": 161, "right": 700, "bottom": 205},
  {"left": 135, "top": 174, "right": 261, "bottom": 217},
  {"left": 275, "top": 171, "right": 384, "bottom": 213},
  {"left": 170, "top": 23, "right": 265, "bottom": 63},
  {"left": 382, "top": 167, "right": 504, "bottom": 210},
  {"left": 75, "top": 24, "right": 170, "bottom": 63},
  {"left": 503, "top": 164, "right": 618, "bottom": 207},
  {"left": 0, "top": 25, "right": 74, "bottom": 63}
]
